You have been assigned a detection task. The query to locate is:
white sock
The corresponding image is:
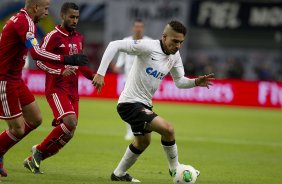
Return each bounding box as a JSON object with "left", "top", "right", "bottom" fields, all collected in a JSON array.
[
  {"left": 162, "top": 142, "right": 179, "bottom": 171},
  {"left": 113, "top": 145, "right": 141, "bottom": 176}
]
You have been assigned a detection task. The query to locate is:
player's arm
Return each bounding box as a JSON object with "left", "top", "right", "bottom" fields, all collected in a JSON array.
[
  {"left": 170, "top": 66, "right": 196, "bottom": 89},
  {"left": 114, "top": 37, "right": 133, "bottom": 73},
  {"left": 171, "top": 67, "right": 214, "bottom": 89},
  {"left": 114, "top": 52, "right": 126, "bottom": 73},
  {"left": 37, "top": 34, "right": 78, "bottom": 76},
  {"left": 93, "top": 40, "right": 149, "bottom": 92},
  {"left": 15, "top": 18, "right": 87, "bottom": 66},
  {"left": 97, "top": 40, "right": 149, "bottom": 76},
  {"left": 170, "top": 55, "right": 215, "bottom": 89},
  {"left": 79, "top": 66, "right": 95, "bottom": 80},
  {"left": 36, "top": 60, "right": 76, "bottom": 76},
  {"left": 27, "top": 35, "right": 87, "bottom": 66},
  {"left": 36, "top": 60, "right": 62, "bottom": 75},
  {"left": 35, "top": 32, "right": 66, "bottom": 75},
  {"left": 35, "top": 32, "right": 77, "bottom": 76}
]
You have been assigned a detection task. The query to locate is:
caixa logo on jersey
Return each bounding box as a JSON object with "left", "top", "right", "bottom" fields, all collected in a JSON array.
[{"left": 146, "top": 67, "right": 165, "bottom": 80}]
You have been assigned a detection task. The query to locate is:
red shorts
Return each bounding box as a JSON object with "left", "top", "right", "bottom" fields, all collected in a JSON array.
[
  {"left": 46, "top": 92, "right": 78, "bottom": 125},
  {"left": 0, "top": 80, "right": 35, "bottom": 119}
]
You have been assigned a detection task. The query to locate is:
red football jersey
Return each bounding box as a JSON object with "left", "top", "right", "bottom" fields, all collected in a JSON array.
[
  {"left": 36, "top": 25, "right": 94, "bottom": 98},
  {"left": 0, "top": 9, "right": 63, "bottom": 82}
]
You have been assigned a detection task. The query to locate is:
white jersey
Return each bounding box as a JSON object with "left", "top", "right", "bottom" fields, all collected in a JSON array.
[
  {"left": 116, "top": 36, "right": 151, "bottom": 78},
  {"left": 97, "top": 39, "right": 195, "bottom": 107}
]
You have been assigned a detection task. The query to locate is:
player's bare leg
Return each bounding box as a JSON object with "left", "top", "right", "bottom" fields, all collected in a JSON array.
[
  {"left": 0, "top": 117, "right": 24, "bottom": 177},
  {"left": 21, "top": 102, "right": 44, "bottom": 173},
  {"left": 22, "top": 101, "right": 42, "bottom": 128},
  {"left": 0, "top": 101, "right": 41, "bottom": 176},
  {"left": 111, "top": 134, "right": 151, "bottom": 182},
  {"left": 24, "top": 114, "right": 77, "bottom": 174},
  {"left": 146, "top": 116, "right": 179, "bottom": 176}
]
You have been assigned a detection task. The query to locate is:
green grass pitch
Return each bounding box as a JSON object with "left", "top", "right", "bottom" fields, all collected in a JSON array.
[{"left": 0, "top": 96, "right": 281, "bottom": 184}]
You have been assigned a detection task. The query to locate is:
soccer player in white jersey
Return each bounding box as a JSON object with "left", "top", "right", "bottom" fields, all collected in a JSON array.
[
  {"left": 114, "top": 19, "right": 152, "bottom": 140},
  {"left": 93, "top": 20, "right": 214, "bottom": 182}
]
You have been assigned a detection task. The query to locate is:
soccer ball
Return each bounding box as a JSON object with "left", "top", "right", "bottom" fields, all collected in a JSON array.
[{"left": 173, "top": 164, "right": 199, "bottom": 184}]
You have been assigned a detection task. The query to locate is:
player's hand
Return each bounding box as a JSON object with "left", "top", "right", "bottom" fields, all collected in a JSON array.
[
  {"left": 195, "top": 73, "right": 215, "bottom": 89},
  {"left": 92, "top": 74, "right": 105, "bottom": 94},
  {"left": 62, "top": 67, "right": 76, "bottom": 77},
  {"left": 63, "top": 54, "right": 88, "bottom": 66}
]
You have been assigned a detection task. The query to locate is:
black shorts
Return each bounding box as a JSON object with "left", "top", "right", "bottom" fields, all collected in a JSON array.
[{"left": 117, "top": 102, "right": 158, "bottom": 136}]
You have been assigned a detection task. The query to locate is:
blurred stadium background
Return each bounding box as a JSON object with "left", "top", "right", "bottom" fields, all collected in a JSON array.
[
  {"left": 1, "top": 0, "right": 281, "bottom": 81},
  {"left": 0, "top": 0, "right": 282, "bottom": 184},
  {"left": 1, "top": 0, "right": 282, "bottom": 108}
]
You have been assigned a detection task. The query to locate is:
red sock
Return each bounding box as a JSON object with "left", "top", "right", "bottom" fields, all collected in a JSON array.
[
  {"left": 0, "top": 130, "right": 20, "bottom": 156},
  {"left": 36, "top": 123, "right": 74, "bottom": 160},
  {"left": 0, "top": 121, "right": 36, "bottom": 157}
]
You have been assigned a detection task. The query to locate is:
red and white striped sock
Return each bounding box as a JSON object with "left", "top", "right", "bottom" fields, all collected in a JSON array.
[
  {"left": 36, "top": 123, "right": 74, "bottom": 160},
  {"left": 0, "top": 130, "right": 20, "bottom": 156}
]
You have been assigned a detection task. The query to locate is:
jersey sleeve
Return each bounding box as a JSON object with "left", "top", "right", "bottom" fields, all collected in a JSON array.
[
  {"left": 13, "top": 15, "right": 31, "bottom": 43},
  {"left": 78, "top": 66, "right": 95, "bottom": 80},
  {"left": 170, "top": 53, "right": 185, "bottom": 79},
  {"left": 36, "top": 60, "right": 62, "bottom": 75},
  {"left": 14, "top": 16, "right": 64, "bottom": 63},
  {"left": 116, "top": 52, "right": 126, "bottom": 68},
  {"left": 119, "top": 40, "right": 151, "bottom": 56},
  {"left": 35, "top": 31, "right": 64, "bottom": 74},
  {"left": 170, "top": 53, "right": 195, "bottom": 88},
  {"left": 97, "top": 40, "right": 151, "bottom": 76}
]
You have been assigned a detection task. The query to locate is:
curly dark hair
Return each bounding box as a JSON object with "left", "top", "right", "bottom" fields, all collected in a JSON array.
[{"left": 168, "top": 20, "right": 187, "bottom": 36}]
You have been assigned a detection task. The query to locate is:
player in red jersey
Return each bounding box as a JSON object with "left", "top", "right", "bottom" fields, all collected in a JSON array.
[
  {"left": 0, "top": 0, "right": 88, "bottom": 177},
  {"left": 23, "top": 2, "right": 95, "bottom": 174}
]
